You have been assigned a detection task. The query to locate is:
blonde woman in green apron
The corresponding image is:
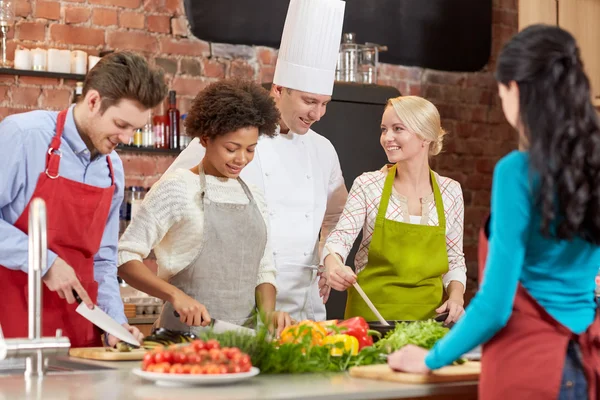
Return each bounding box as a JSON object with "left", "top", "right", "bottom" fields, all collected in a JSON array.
[{"left": 319, "top": 96, "right": 467, "bottom": 325}]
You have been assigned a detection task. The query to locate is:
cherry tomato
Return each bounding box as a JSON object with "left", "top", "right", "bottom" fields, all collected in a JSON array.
[
  {"left": 190, "top": 365, "right": 204, "bottom": 375},
  {"left": 205, "top": 339, "right": 220, "bottom": 350},
  {"left": 191, "top": 340, "right": 206, "bottom": 352},
  {"left": 154, "top": 350, "right": 174, "bottom": 365},
  {"left": 224, "top": 348, "right": 242, "bottom": 359},
  {"left": 208, "top": 348, "right": 222, "bottom": 361},
  {"left": 182, "top": 365, "right": 193, "bottom": 374},
  {"left": 153, "top": 362, "right": 171, "bottom": 373},
  {"left": 187, "top": 353, "right": 201, "bottom": 364},
  {"left": 227, "top": 364, "right": 242, "bottom": 373},
  {"left": 205, "top": 364, "right": 221, "bottom": 374},
  {"left": 173, "top": 352, "right": 188, "bottom": 364},
  {"left": 143, "top": 352, "right": 156, "bottom": 365},
  {"left": 169, "top": 363, "right": 185, "bottom": 374}
]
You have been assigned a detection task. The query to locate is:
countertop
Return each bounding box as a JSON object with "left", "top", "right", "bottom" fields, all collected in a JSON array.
[{"left": 0, "top": 357, "right": 478, "bottom": 400}]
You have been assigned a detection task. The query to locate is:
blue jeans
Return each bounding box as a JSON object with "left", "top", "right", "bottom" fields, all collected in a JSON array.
[{"left": 559, "top": 341, "right": 588, "bottom": 400}]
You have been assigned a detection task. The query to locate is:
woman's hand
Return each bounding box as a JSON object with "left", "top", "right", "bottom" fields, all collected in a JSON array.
[
  {"left": 264, "top": 311, "right": 293, "bottom": 337},
  {"left": 387, "top": 345, "right": 431, "bottom": 374},
  {"left": 323, "top": 253, "right": 357, "bottom": 291},
  {"left": 107, "top": 323, "right": 144, "bottom": 347},
  {"left": 436, "top": 298, "right": 465, "bottom": 325},
  {"left": 171, "top": 291, "right": 211, "bottom": 327}
]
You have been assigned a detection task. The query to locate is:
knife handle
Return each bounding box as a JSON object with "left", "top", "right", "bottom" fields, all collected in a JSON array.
[{"left": 72, "top": 289, "right": 82, "bottom": 304}]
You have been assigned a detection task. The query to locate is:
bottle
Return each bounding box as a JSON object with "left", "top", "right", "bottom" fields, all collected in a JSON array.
[
  {"left": 72, "top": 82, "right": 83, "bottom": 104},
  {"left": 153, "top": 102, "right": 169, "bottom": 149},
  {"left": 167, "top": 90, "right": 180, "bottom": 150},
  {"left": 143, "top": 113, "right": 154, "bottom": 148},
  {"left": 179, "top": 114, "right": 188, "bottom": 149}
]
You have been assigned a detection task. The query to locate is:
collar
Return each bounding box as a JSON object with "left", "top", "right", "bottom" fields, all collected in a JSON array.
[{"left": 62, "top": 104, "right": 91, "bottom": 156}]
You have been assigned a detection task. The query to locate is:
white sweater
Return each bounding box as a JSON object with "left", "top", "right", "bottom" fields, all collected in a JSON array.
[{"left": 117, "top": 168, "right": 277, "bottom": 289}]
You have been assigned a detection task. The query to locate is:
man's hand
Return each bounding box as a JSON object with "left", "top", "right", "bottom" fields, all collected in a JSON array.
[
  {"left": 43, "top": 257, "right": 94, "bottom": 308},
  {"left": 107, "top": 323, "right": 144, "bottom": 348}
]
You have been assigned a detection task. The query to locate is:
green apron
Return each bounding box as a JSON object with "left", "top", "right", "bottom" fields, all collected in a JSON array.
[{"left": 344, "top": 165, "right": 449, "bottom": 321}]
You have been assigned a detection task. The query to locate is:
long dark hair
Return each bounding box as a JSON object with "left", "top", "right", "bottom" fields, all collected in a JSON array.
[{"left": 495, "top": 24, "right": 600, "bottom": 244}]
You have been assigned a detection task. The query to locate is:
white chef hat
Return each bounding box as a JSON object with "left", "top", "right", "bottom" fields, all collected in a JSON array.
[{"left": 273, "top": 0, "right": 346, "bottom": 96}]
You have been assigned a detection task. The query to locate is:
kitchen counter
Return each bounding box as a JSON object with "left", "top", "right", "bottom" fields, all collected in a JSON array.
[{"left": 0, "top": 358, "right": 478, "bottom": 400}]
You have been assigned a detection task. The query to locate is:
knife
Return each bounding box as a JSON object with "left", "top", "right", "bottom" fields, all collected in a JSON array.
[
  {"left": 73, "top": 290, "right": 141, "bottom": 347},
  {"left": 173, "top": 311, "right": 256, "bottom": 336}
]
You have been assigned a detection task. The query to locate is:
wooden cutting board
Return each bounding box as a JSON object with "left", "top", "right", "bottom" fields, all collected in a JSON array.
[
  {"left": 349, "top": 362, "right": 481, "bottom": 384},
  {"left": 69, "top": 347, "right": 146, "bottom": 361}
]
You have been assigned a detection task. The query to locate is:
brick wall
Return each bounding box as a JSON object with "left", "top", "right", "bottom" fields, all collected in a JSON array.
[{"left": 2, "top": 0, "right": 519, "bottom": 291}]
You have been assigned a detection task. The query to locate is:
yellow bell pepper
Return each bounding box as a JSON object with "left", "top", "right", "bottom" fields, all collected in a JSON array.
[
  {"left": 322, "top": 334, "right": 359, "bottom": 356},
  {"left": 280, "top": 320, "right": 327, "bottom": 346}
]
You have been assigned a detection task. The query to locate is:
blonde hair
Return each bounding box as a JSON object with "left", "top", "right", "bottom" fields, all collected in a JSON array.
[{"left": 386, "top": 96, "right": 446, "bottom": 156}]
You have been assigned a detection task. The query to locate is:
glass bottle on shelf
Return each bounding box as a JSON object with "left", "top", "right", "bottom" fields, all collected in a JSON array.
[
  {"left": 153, "top": 102, "right": 169, "bottom": 149},
  {"left": 167, "top": 90, "right": 180, "bottom": 150}
]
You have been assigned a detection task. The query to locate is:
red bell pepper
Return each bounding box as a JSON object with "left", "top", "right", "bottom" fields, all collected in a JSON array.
[{"left": 336, "top": 317, "right": 374, "bottom": 350}]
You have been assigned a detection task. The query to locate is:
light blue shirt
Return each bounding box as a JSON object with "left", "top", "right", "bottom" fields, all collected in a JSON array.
[
  {"left": 426, "top": 150, "right": 600, "bottom": 369},
  {"left": 0, "top": 105, "right": 127, "bottom": 325}
]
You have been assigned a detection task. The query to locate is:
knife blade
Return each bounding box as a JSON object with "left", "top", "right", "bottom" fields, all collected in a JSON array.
[
  {"left": 73, "top": 290, "right": 140, "bottom": 347},
  {"left": 173, "top": 310, "right": 256, "bottom": 336}
]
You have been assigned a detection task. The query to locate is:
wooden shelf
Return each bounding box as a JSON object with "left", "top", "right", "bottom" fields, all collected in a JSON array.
[
  {"left": 0, "top": 67, "right": 86, "bottom": 81},
  {"left": 116, "top": 145, "right": 181, "bottom": 156}
]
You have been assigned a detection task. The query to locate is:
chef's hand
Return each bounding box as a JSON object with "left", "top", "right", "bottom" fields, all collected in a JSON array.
[
  {"left": 436, "top": 297, "right": 465, "bottom": 325},
  {"left": 43, "top": 257, "right": 94, "bottom": 309},
  {"left": 172, "top": 291, "right": 211, "bottom": 327},
  {"left": 387, "top": 345, "right": 430, "bottom": 374},
  {"left": 107, "top": 323, "right": 144, "bottom": 348},
  {"left": 265, "top": 311, "right": 292, "bottom": 337},
  {"left": 324, "top": 254, "right": 357, "bottom": 291},
  {"left": 318, "top": 271, "right": 331, "bottom": 303}
]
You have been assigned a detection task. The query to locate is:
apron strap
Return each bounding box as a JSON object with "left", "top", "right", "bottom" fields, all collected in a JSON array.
[
  {"left": 430, "top": 170, "right": 446, "bottom": 228},
  {"left": 376, "top": 164, "right": 396, "bottom": 226},
  {"left": 45, "top": 109, "right": 68, "bottom": 179},
  {"left": 198, "top": 162, "right": 255, "bottom": 204}
]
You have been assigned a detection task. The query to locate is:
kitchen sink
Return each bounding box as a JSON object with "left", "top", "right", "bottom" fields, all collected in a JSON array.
[{"left": 0, "top": 357, "right": 114, "bottom": 376}]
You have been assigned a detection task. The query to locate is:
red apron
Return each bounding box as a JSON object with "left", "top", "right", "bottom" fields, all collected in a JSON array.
[
  {"left": 0, "top": 109, "right": 116, "bottom": 348},
  {"left": 477, "top": 215, "right": 600, "bottom": 399}
]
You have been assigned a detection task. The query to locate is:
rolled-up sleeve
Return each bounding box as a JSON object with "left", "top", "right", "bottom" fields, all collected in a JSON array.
[{"left": 442, "top": 180, "right": 467, "bottom": 290}]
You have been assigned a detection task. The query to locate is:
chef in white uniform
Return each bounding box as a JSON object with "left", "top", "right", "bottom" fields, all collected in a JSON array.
[{"left": 166, "top": 0, "right": 348, "bottom": 322}]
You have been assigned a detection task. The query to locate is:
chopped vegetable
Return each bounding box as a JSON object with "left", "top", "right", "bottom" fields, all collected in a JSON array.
[
  {"left": 375, "top": 320, "right": 449, "bottom": 353},
  {"left": 142, "top": 328, "right": 197, "bottom": 350}
]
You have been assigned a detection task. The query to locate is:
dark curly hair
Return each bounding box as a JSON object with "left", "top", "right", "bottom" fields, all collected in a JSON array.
[
  {"left": 185, "top": 78, "right": 280, "bottom": 140},
  {"left": 496, "top": 24, "right": 600, "bottom": 244}
]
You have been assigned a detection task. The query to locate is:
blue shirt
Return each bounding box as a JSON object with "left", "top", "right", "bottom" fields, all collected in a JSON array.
[
  {"left": 426, "top": 150, "right": 600, "bottom": 369},
  {"left": 0, "top": 105, "right": 127, "bottom": 325}
]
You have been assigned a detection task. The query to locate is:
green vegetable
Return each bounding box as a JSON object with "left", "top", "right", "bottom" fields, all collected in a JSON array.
[{"left": 374, "top": 320, "right": 449, "bottom": 353}]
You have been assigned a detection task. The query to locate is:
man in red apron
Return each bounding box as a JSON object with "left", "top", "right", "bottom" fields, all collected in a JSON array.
[{"left": 0, "top": 51, "right": 167, "bottom": 347}]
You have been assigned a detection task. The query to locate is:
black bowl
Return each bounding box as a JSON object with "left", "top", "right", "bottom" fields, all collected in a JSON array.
[{"left": 367, "top": 312, "right": 452, "bottom": 341}]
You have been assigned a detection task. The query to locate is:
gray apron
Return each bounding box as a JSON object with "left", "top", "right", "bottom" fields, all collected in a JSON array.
[{"left": 156, "top": 166, "right": 267, "bottom": 334}]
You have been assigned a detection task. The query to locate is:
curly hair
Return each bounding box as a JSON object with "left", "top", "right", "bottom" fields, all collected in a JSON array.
[
  {"left": 496, "top": 24, "right": 600, "bottom": 244},
  {"left": 185, "top": 78, "right": 280, "bottom": 140}
]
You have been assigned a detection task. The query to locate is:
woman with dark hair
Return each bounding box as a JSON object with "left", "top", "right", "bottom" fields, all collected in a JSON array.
[
  {"left": 117, "top": 79, "right": 292, "bottom": 335},
  {"left": 388, "top": 25, "right": 600, "bottom": 399}
]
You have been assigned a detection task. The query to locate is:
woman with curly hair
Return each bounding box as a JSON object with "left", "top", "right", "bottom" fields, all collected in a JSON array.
[
  {"left": 117, "top": 79, "right": 292, "bottom": 335},
  {"left": 390, "top": 25, "right": 600, "bottom": 399}
]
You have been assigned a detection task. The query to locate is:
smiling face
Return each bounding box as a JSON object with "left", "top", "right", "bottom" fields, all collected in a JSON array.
[
  {"left": 380, "top": 105, "right": 429, "bottom": 163},
  {"left": 200, "top": 126, "right": 259, "bottom": 179},
  {"left": 81, "top": 91, "right": 149, "bottom": 155},
  {"left": 272, "top": 86, "right": 330, "bottom": 134}
]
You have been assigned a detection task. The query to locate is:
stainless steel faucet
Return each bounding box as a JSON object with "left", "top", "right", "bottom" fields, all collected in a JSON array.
[{"left": 0, "top": 198, "right": 71, "bottom": 377}]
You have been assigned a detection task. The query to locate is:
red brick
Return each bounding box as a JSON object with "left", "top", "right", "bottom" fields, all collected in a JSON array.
[
  {"left": 65, "top": 6, "right": 91, "bottom": 24},
  {"left": 143, "top": 0, "right": 183, "bottom": 15},
  {"left": 92, "top": 8, "right": 118, "bottom": 27},
  {"left": 120, "top": 154, "right": 157, "bottom": 176},
  {"left": 229, "top": 60, "right": 254, "bottom": 79},
  {"left": 50, "top": 25, "right": 105, "bottom": 46},
  {"left": 16, "top": 22, "right": 46, "bottom": 42},
  {"left": 259, "top": 65, "right": 275, "bottom": 83},
  {"left": 201, "top": 59, "right": 226, "bottom": 78},
  {"left": 155, "top": 156, "right": 178, "bottom": 173},
  {"left": 12, "top": 87, "right": 41, "bottom": 107},
  {"left": 89, "top": 0, "right": 141, "bottom": 9},
  {"left": 424, "top": 70, "right": 466, "bottom": 86},
  {"left": 257, "top": 47, "right": 276, "bottom": 65},
  {"left": 171, "top": 77, "right": 208, "bottom": 97},
  {"left": 107, "top": 31, "right": 158, "bottom": 53},
  {"left": 0, "top": 86, "right": 9, "bottom": 103},
  {"left": 147, "top": 15, "right": 170, "bottom": 33},
  {"left": 18, "top": 76, "right": 60, "bottom": 86},
  {"left": 34, "top": 1, "right": 60, "bottom": 20},
  {"left": 379, "top": 64, "right": 423, "bottom": 82},
  {"left": 407, "top": 83, "right": 421, "bottom": 96},
  {"left": 171, "top": 17, "right": 188, "bottom": 37},
  {"left": 41, "top": 88, "right": 72, "bottom": 109},
  {"left": 159, "top": 38, "right": 209, "bottom": 56},
  {"left": 119, "top": 11, "right": 145, "bottom": 29},
  {"left": 63, "top": 0, "right": 85, "bottom": 2},
  {"left": 16, "top": 0, "right": 32, "bottom": 17},
  {"left": 178, "top": 97, "right": 191, "bottom": 115}
]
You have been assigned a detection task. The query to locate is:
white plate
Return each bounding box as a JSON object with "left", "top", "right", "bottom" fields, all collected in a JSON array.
[{"left": 131, "top": 367, "right": 260, "bottom": 387}]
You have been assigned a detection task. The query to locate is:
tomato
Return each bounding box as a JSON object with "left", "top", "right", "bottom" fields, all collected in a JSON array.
[
  {"left": 227, "top": 364, "right": 242, "bottom": 374},
  {"left": 224, "top": 347, "right": 242, "bottom": 359},
  {"left": 204, "top": 339, "right": 220, "bottom": 350},
  {"left": 186, "top": 353, "right": 201, "bottom": 364},
  {"left": 153, "top": 362, "right": 171, "bottom": 373},
  {"left": 205, "top": 364, "right": 221, "bottom": 374},
  {"left": 190, "top": 365, "right": 204, "bottom": 375},
  {"left": 182, "top": 365, "right": 193, "bottom": 374},
  {"left": 219, "top": 365, "right": 228, "bottom": 374},
  {"left": 143, "top": 352, "right": 156, "bottom": 365},
  {"left": 154, "top": 350, "right": 174, "bottom": 365},
  {"left": 191, "top": 340, "right": 206, "bottom": 352},
  {"left": 169, "top": 363, "right": 185, "bottom": 374},
  {"left": 172, "top": 352, "right": 188, "bottom": 364}
]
